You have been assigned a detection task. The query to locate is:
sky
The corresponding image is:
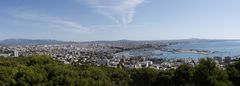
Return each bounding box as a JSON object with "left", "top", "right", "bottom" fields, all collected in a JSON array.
[{"left": 1, "top": 0, "right": 240, "bottom": 41}]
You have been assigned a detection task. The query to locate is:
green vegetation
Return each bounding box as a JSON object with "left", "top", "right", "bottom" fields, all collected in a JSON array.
[{"left": 0, "top": 55, "right": 239, "bottom": 86}]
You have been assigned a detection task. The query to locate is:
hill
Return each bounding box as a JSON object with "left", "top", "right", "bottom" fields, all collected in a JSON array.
[{"left": 0, "top": 39, "right": 73, "bottom": 45}]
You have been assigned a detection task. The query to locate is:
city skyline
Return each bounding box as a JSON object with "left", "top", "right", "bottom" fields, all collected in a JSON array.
[{"left": 1, "top": 0, "right": 240, "bottom": 41}]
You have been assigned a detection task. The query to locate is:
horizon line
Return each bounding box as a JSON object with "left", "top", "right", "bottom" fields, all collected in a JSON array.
[{"left": 1, "top": 38, "right": 240, "bottom": 42}]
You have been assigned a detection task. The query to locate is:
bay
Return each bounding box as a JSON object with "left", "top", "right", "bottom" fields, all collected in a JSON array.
[{"left": 115, "top": 41, "right": 240, "bottom": 59}]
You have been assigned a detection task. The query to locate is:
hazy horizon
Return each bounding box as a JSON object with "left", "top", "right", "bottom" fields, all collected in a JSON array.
[
  {"left": 1, "top": 0, "right": 240, "bottom": 41},
  {"left": 0, "top": 38, "right": 240, "bottom": 42}
]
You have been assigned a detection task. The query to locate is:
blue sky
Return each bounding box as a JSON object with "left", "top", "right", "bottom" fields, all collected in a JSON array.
[{"left": 1, "top": 0, "right": 240, "bottom": 41}]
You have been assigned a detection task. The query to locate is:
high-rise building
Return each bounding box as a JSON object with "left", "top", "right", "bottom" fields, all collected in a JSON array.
[
  {"left": 224, "top": 56, "right": 231, "bottom": 64},
  {"left": 214, "top": 56, "right": 223, "bottom": 64},
  {"left": 14, "top": 50, "right": 18, "bottom": 57}
]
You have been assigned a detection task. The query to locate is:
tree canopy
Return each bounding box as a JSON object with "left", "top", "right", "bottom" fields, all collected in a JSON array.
[{"left": 0, "top": 55, "right": 238, "bottom": 86}]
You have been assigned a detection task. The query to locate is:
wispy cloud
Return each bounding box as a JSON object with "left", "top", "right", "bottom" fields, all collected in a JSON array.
[
  {"left": 83, "top": 0, "right": 144, "bottom": 28},
  {"left": 10, "top": 10, "right": 92, "bottom": 32}
]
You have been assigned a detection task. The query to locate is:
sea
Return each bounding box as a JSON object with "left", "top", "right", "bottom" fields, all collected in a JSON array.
[{"left": 115, "top": 40, "right": 240, "bottom": 59}]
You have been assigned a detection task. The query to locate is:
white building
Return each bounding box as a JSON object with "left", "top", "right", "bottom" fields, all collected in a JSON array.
[
  {"left": 14, "top": 50, "right": 19, "bottom": 57},
  {"left": 0, "top": 53, "right": 10, "bottom": 57}
]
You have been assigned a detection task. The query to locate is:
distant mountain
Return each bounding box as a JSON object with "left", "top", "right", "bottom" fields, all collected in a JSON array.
[
  {"left": 0, "top": 39, "right": 73, "bottom": 45},
  {"left": 1, "top": 38, "right": 238, "bottom": 46}
]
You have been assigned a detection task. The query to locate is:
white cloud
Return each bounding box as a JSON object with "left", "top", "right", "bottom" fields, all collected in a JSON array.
[
  {"left": 10, "top": 10, "right": 92, "bottom": 32},
  {"left": 84, "top": 0, "right": 144, "bottom": 28}
]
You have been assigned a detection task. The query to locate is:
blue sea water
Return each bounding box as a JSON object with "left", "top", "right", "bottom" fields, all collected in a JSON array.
[{"left": 116, "top": 41, "right": 240, "bottom": 59}]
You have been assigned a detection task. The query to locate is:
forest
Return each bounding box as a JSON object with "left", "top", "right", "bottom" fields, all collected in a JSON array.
[{"left": 0, "top": 55, "right": 239, "bottom": 86}]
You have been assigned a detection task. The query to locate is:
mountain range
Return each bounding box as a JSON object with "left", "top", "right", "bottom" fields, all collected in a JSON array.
[
  {"left": 0, "top": 39, "right": 71, "bottom": 45},
  {"left": 0, "top": 38, "right": 237, "bottom": 46}
]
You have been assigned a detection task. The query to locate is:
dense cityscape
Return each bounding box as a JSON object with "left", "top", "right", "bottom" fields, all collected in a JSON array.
[
  {"left": 0, "top": 39, "right": 240, "bottom": 86},
  {"left": 0, "top": 39, "right": 239, "bottom": 70}
]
